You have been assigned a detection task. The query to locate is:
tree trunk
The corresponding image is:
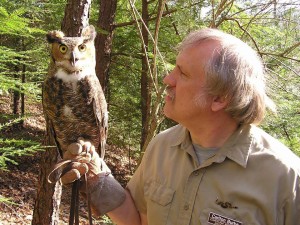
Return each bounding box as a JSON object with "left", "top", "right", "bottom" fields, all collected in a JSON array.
[
  {"left": 95, "top": 0, "right": 117, "bottom": 96},
  {"left": 140, "top": 0, "right": 151, "bottom": 151},
  {"left": 13, "top": 38, "right": 21, "bottom": 117},
  {"left": 141, "top": 0, "right": 167, "bottom": 153},
  {"left": 32, "top": 0, "right": 92, "bottom": 224},
  {"left": 31, "top": 127, "right": 63, "bottom": 225},
  {"left": 12, "top": 38, "right": 26, "bottom": 127},
  {"left": 61, "top": 0, "right": 92, "bottom": 36},
  {"left": 13, "top": 73, "right": 20, "bottom": 116},
  {"left": 21, "top": 63, "right": 25, "bottom": 118},
  {"left": 21, "top": 38, "right": 26, "bottom": 125}
]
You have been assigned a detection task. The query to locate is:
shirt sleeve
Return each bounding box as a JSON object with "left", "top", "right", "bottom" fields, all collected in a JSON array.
[
  {"left": 126, "top": 152, "right": 148, "bottom": 214},
  {"left": 283, "top": 176, "right": 300, "bottom": 225}
]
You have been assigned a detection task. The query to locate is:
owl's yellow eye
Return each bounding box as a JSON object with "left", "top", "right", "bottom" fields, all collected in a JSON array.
[
  {"left": 59, "top": 45, "right": 68, "bottom": 54},
  {"left": 78, "top": 44, "right": 86, "bottom": 52}
]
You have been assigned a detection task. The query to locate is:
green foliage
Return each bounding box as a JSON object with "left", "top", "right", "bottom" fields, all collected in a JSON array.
[
  {"left": 0, "top": 196, "right": 18, "bottom": 206},
  {"left": 0, "top": 136, "right": 44, "bottom": 171},
  {"left": 0, "top": 0, "right": 56, "bottom": 206},
  {"left": 108, "top": 1, "right": 182, "bottom": 151},
  {"left": 0, "top": 114, "right": 44, "bottom": 171},
  {"left": 0, "top": 6, "right": 30, "bottom": 36},
  {"left": 99, "top": 215, "right": 115, "bottom": 225},
  {"left": 0, "top": 71, "right": 41, "bottom": 100},
  {"left": 0, "top": 3, "right": 46, "bottom": 101}
]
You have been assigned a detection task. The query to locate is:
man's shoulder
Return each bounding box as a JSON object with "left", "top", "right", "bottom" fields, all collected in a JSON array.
[
  {"left": 251, "top": 125, "right": 288, "bottom": 150},
  {"left": 152, "top": 124, "right": 186, "bottom": 144},
  {"left": 250, "top": 125, "right": 300, "bottom": 174},
  {"left": 145, "top": 124, "right": 185, "bottom": 153},
  {"left": 157, "top": 124, "right": 183, "bottom": 135}
]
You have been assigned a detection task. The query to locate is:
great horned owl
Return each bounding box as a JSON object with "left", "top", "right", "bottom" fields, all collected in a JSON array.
[{"left": 43, "top": 25, "right": 107, "bottom": 158}]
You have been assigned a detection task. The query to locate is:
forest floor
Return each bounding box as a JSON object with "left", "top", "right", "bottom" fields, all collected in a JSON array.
[{"left": 0, "top": 96, "right": 137, "bottom": 225}]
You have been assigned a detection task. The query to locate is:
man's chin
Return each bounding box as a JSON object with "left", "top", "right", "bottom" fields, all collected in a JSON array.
[{"left": 163, "top": 106, "right": 174, "bottom": 120}]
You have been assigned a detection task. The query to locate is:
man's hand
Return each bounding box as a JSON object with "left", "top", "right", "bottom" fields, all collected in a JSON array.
[
  {"left": 60, "top": 137, "right": 110, "bottom": 185},
  {"left": 49, "top": 137, "right": 126, "bottom": 216}
]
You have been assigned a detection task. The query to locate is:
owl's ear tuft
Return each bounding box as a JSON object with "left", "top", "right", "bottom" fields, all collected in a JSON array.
[
  {"left": 82, "top": 25, "right": 96, "bottom": 41},
  {"left": 46, "top": 30, "right": 65, "bottom": 43}
]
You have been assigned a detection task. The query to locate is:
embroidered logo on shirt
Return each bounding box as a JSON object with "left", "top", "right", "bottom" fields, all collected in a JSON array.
[
  {"left": 208, "top": 212, "right": 242, "bottom": 225},
  {"left": 215, "top": 199, "right": 238, "bottom": 209}
]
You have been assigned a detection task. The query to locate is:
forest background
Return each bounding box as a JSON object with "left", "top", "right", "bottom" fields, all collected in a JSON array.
[{"left": 0, "top": 0, "right": 299, "bottom": 224}]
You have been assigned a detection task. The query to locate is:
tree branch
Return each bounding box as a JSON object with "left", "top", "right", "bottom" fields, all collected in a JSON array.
[
  {"left": 280, "top": 42, "right": 300, "bottom": 56},
  {"left": 114, "top": 1, "right": 204, "bottom": 28},
  {"left": 222, "top": 17, "right": 262, "bottom": 56},
  {"left": 111, "top": 52, "right": 142, "bottom": 59},
  {"left": 260, "top": 51, "right": 300, "bottom": 63},
  {"left": 165, "top": 3, "right": 180, "bottom": 36},
  {"left": 114, "top": 8, "right": 176, "bottom": 28}
]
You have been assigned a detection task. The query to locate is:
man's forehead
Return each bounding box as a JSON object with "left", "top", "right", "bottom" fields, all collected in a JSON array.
[{"left": 179, "top": 41, "right": 221, "bottom": 62}]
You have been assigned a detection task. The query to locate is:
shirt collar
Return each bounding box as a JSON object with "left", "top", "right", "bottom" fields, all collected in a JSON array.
[
  {"left": 170, "top": 124, "right": 253, "bottom": 168},
  {"left": 170, "top": 125, "right": 199, "bottom": 165},
  {"left": 219, "top": 124, "right": 253, "bottom": 168},
  {"left": 170, "top": 124, "right": 189, "bottom": 147}
]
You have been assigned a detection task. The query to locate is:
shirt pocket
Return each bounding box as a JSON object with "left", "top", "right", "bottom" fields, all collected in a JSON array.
[{"left": 145, "top": 181, "right": 175, "bottom": 225}]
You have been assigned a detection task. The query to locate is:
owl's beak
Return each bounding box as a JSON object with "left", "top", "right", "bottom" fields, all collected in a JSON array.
[{"left": 70, "top": 52, "right": 77, "bottom": 66}]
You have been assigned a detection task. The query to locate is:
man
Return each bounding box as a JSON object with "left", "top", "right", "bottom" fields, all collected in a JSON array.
[{"left": 58, "top": 28, "right": 300, "bottom": 225}]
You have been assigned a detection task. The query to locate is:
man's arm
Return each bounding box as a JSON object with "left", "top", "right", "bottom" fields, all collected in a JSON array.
[
  {"left": 57, "top": 139, "right": 148, "bottom": 224},
  {"left": 108, "top": 190, "right": 147, "bottom": 225}
]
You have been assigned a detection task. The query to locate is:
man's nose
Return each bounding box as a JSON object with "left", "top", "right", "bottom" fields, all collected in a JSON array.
[{"left": 163, "top": 70, "right": 175, "bottom": 85}]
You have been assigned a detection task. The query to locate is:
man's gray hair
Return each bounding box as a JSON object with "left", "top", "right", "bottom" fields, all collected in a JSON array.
[{"left": 178, "top": 28, "right": 275, "bottom": 125}]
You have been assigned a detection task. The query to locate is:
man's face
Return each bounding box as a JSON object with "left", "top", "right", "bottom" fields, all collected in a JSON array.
[{"left": 163, "top": 41, "right": 217, "bottom": 125}]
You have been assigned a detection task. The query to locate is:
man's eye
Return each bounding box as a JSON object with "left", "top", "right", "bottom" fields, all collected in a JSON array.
[
  {"left": 177, "top": 66, "right": 186, "bottom": 77},
  {"left": 180, "top": 71, "right": 187, "bottom": 77}
]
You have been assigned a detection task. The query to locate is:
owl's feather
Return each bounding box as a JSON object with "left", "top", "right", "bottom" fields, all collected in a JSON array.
[{"left": 43, "top": 25, "right": 107, "bottom": 158}]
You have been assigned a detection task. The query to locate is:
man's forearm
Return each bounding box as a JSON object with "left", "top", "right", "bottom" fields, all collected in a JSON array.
[{"left": 107, "top": 190, "right": 147, "bottom": 225}]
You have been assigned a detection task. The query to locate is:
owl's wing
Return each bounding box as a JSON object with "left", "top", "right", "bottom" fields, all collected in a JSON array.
[
  {"left": 91, "top": 76, "right": 108, "bottom": 159},
  {"left": 42, "top": 77, "right": 63, "bottom": 157}
]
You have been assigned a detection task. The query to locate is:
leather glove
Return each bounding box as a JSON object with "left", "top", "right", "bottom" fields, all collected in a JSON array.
[
  {"left": 60, "top": 137, "right": 106, "bottom": 184},
  {"left": 48, "top": 137, "right": 126, "bottom": 216}
]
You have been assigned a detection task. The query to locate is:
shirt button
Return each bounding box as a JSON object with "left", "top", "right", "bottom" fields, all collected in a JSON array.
[
  {"left": 193, "top": 171, "right": 199, "bottom": 176},
  {"left": 184, "top": 204, "right": 189, "bottom": 210}
]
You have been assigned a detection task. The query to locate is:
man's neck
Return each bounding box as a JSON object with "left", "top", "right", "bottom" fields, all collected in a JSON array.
[{"left": 186, "top": 114, "right": 238, "bottom": 148}]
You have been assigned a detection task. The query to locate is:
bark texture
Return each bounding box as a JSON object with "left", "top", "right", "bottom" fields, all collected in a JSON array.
[
  {"left": 95, "top": 0, "right": 117, "bottom": 95},
  {"left": 61, "top": 0, "right": 92, "bottom": 36}
]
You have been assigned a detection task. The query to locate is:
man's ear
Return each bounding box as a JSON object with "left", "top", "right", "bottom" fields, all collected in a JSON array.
[{"left": 211, "top": 95, "right": 228, "bottom": 112}]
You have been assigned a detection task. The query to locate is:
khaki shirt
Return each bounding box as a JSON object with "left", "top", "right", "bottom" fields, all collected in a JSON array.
[{"left": 127, "top": 124, "right": 300, "bottom": 225}]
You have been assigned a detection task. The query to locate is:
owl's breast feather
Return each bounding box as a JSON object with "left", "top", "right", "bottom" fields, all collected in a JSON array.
[
  {"left": 55, "top": 68, "right": 94, "bottom": 83},
  {"left": 63, "top": 105, "right": 74, "bottom": 118}
]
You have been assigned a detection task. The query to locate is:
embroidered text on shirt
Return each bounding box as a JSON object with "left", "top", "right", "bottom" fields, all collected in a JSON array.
[{"left": 208, "top": 212, "right": 242, "bottom": 225}]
